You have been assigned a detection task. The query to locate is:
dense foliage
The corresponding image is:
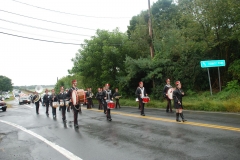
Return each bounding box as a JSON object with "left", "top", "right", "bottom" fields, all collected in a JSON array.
[
  {"left": 59, "top": 0, "right": 240, "bottom": 99},
  {"left": 0, "top": 75, "right": 13, "bottom": 92}
]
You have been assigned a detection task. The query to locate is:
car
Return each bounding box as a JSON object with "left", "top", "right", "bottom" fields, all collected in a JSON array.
[
  {"left": 19, "top": 96, "right": 31, "bottom": 105},
  {"left": 0, "top": 97, "right": 7, "bottom": 111}
]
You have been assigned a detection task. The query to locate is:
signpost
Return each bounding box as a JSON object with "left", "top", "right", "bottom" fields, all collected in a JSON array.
[{"left": 200, "top": 60, "right": 226, "bottom": 95}]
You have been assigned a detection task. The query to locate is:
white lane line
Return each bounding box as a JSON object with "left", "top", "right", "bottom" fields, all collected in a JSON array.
[
  {"left": 24, "top": 105, "right": 33, "bottom": 109},
  {"left": 0, "top": 120, "right": 82, "bottom": 160}
]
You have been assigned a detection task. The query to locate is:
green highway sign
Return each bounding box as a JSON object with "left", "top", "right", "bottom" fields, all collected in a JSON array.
[{"left": 200, "top": 60, "right": 226, "bottom": 68}]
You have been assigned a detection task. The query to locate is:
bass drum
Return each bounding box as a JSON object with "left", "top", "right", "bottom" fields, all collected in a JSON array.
[
  {"left": 167, "top": 88, "right": 175, "bottom": 100},
  {"left": 72, "top": 89, "right": 85, "bottom": 105}
]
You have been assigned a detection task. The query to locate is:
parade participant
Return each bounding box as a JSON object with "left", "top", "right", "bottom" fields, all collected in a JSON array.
[
  {"left": 173, "top": 81, "right": 187, "bottom": 122},
  {"left": 95, "top": 88, "right": 104, "bottom": 110},
  {"left": 43, "top": 89, "right": 50, "bottom": 116},
  {"left": 113, "top": 88, "right": 121, "bottom": 109},
  {"left": 103, "top": 84, "right": 113, "bottom": 121},
  {"left": 32, "top": 91, "right": 42, "bottom": 114},
  {"left": 67, "top": 80, "right": 81, "bottom": 128},
  {"left": 86, "top": 88, "right": 94, "bottom": 109},
  {"left": 49, "top": 89, "right": 58, "bottom": 118},
  {"left": 163, "top": 78, "right": 173, "bottom": 113},
  {"left": 102, "top": 87, "right": 107, "bottom": 114},
  {"left": 65, "top": 89, "right": 70, "bottom": 112},
  {"left": 135, "top": 81, "right": 148, "bottom": 116},
  {"left": 58, "top": 86, "right": 68, "bottom": 122}
]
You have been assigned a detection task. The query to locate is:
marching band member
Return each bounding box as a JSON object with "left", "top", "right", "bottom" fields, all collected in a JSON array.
[
  {"left": 95, "top": 88, "right": 104, "bottom": 110},
  {"left": 43, "top": 89, "right": 50, "bottom": 116},
  {"left": 173, "top": 81, "right": 187, "bottom": 122},
  {"left": 67, "top": 80, "right": 81, "bottom": 128},
  {"left": 65, "top": 89, "right": 70, "bottom": 112},
  {"left": 58, "top": 86, "right": 68, "bottom": 122},
  {"left": 49, "top": 89, "right": 58, "bottom": 118},
  {"left": 135, "top": 81, "right": 148, "bottom": 116},
  {"left": 163, "top": 78, "right": 173, "bottom": 113},
  {"left": 86, "top": 88, "right": 94, "bottom": 109},
  {"left": 103, "top": 84, "right": 113, "bottom": 121},
  {"left": 32, "top": 91, "right": 42, "bottom": 114},
  {"left": 113, "top": 88, "right": 121, "bottom": 109}
]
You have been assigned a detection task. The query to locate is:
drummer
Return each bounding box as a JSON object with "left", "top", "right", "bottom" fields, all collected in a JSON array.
[
  {"left": 113, "top": 88, "right": 121, "bottom": 109},
  {"left": 58, "top": 86, "right": 68, "bottom": 122},
  {"left": 135, "top": 81, "right": 148, "bottom": 116},
  {"left": 163, "top": 78, "right": 173, "bottom": 113},
  {"left": 67, "top": 80, "right": 81, "bottom": 128},
  {"left": 49, "top": 89, "right": 58, "bottom": 118},
  {"left": 103, "top": 84, "right": 113, "bottom": 121}
]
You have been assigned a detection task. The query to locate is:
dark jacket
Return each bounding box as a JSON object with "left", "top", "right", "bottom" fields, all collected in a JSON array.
[
  {"left": 135, "top": 87, "right": 147, "bottom": 100},
  {"left": 43, "top": 94, "right": 50, "bottom": 104},
  {"left": 113, "top": 92, "right": 120, "bottom": 99},
  {"left": 33, "top": 95, "right": 42, "bottom": 104},
  {"left": 103, "top": 89, "right": 113, "bottom": 101},
  {"left": 49, "top": 93, "right": 58, "bottom": 106},
  {"left": 58, "top": 92, "right": 68, "bottom": 106},
  {"left": 173, "top": 88, "right": 184, "bottom": 109},
  {"left": 163, "top": 84, "right": 172, "bottom": 98}
]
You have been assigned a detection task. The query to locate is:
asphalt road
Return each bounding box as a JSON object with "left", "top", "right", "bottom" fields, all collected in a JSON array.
[{"left": 0, "top": 99, "right": 240, "bottom": 160}]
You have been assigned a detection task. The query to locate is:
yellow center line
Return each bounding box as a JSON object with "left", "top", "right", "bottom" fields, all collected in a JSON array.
[{"left": 82, "top": 108, "right": 240, "bottom": 132}]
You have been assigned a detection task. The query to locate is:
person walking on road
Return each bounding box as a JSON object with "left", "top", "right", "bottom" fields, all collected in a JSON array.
[{"left": 173, "top": 81, "right": 187, "bottom": 122}]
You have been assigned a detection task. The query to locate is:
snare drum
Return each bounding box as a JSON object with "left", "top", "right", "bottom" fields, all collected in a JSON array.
[
  {"left": 142, "top": 97, "right": 150, "bottom": 103},
  {"left": 59, "top": 100, "right": 64, "bottom": 106},
  {"left": 65, "top": 100, "right": 69, "bottom": 107},
  {"left": 52, "top": 102, "right": 59, "bottom": 108},
  {"left": 107, "top": 101, "right": 115, "bottom": 109}
]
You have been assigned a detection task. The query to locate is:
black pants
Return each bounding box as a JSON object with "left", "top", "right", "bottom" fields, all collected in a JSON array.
[
  {"left": 115, "top": 99, "right": 120, "bottom": 108},
  {"left": 104, "top": 101, "right": 107, "bottom": 113},
  {"left": 98, "top": 100, "right": 103, "bottom": 110},
  {"left": 73, "top": 105, "right": 80, "bottom": 125},
  {"left": 87, "top": 98, "right": 93, "bottom": 108},
  {"left": 107, "top": 109, "right": 111, "bottom": 119},
  {"left": 35, "top": 103, "right": 39, "bottom": 113},
  {"left": 61, "top": 106, "right": 66, "bottom": 120},
  {"left": 165, "top": 98, "right": 172, "bottom": 112},
  {"left": 45, "top": 103, "right": 49, "bottom": 114},
  {"left": 139, "top": 98, "right": 145, "bottom": 115},
  {"left": 52, "top": 106, "right": 56, "bottom": 116}
]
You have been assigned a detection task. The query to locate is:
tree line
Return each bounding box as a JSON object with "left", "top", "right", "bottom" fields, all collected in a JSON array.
[{"left": 55, "top": 0, "right": 240, "bottom": 99}]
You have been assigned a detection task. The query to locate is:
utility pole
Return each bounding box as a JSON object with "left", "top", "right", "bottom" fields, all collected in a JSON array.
[
  {"left": 148, "top": 0, "right": 155, "bottom": 89},
  {"left": 148, "top": 0, "right": 154, "bottom": 58}
]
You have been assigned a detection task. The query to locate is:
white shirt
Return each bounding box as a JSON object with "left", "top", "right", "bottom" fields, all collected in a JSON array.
[{"left": 140, "top": 87, "right": 144, "bottom": 98}]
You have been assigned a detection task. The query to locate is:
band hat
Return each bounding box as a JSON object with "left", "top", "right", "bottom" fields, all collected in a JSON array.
[
  {"left": 105, "top": 83, "right": 110, "bottom": 86},
  {"left": 72, "top": 79, "right": 77, "bottom": 84},
  {"left": 175, "top": 81, "right": 181, "bottom": 85}
]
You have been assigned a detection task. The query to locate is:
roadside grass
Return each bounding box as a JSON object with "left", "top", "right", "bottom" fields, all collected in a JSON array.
[{"left": 100, "top": 91, "right": 240, "bottom": 113}]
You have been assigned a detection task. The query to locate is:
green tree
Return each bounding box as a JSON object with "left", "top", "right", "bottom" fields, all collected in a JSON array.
[{"left": 0, "top": 75, "right": 13, "bottom": 92}]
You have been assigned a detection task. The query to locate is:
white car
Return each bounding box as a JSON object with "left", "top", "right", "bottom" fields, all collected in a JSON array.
[{"left": 19, "top": 96, "right": 31, "bottom": 105}]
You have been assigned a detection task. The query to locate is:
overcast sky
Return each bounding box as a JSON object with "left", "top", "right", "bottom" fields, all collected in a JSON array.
[{"left": 0, "top": 0, "right": 157, "bottom": 86}]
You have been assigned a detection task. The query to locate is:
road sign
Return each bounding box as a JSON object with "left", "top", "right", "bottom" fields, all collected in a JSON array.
[{"left": 200, "top": 60, "right": 225, "bottom": 68}]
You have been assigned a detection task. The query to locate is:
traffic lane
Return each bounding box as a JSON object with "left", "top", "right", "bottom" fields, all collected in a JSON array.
[
  {"left": 1, "top": 104, "right": 240, "bottom": 160},
  {"left": 80, "top": 108, "right": 240, "bottom": 160},
  {"left": 0, "top": 122, "right": 68, "bottom": 160},
  {"left": 1, "top": 105, "right": 147, "bottom": 160},
  {"left": 115, "top": 106, "right": 240, "bottom": 128}
]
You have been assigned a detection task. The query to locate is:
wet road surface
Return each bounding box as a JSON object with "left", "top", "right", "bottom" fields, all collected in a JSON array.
[{"left": 0, "top": 99, "right": 240, "bottom": 160}]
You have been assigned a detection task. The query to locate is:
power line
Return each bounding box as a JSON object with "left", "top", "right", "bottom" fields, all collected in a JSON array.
[
  {"left": 0, "top": 9, "right": 97, "bottom": 31},
  {"left": 11, "top": 0, "right": 130, "bottom": 19},
  {"left": 0, "top": 31, "right": 124, "bottom": 46},
  {"left": 0, "top": 26, "right": 83, "bottom": 42},
  {"left": 0, "top": 31, "right": 82, "bottom": 45},
  {"left": 0, "top": 18, "right": 92, "bottom": 37}
]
